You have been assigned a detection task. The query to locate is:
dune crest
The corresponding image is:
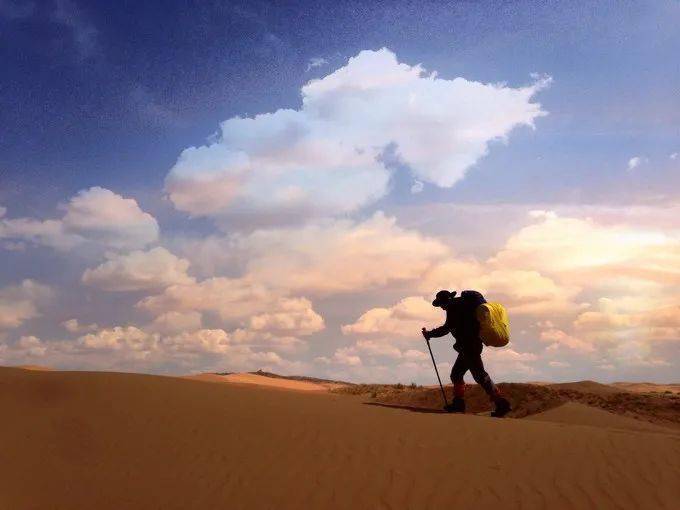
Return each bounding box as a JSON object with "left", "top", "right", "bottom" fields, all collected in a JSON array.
[{"left": 186, "top": 372, "right": 331, "bottom": 391}]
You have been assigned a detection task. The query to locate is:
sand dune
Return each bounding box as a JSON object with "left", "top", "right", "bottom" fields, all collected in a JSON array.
[
  {"left": 546, "top": 380, "right": 623, "bottom": 396},
  {"left": 526, "top": 401, "right": 675, "bottom": 433},
  {"left": 186, "top": 372, "right": 330, "bottom": 391},
  {"left": 13, "top": 364, "right": 53, "bottom": 371},
  {"left": 1, "top": 366, "right": 679, "bottom": 509},
  {"left": 612, "top": 382, "right": 680, "bottom": 395}
]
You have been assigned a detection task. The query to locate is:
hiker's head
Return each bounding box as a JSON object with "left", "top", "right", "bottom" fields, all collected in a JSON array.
[{"left": 432, "top": 290, "right": 456, "bottom": 308}]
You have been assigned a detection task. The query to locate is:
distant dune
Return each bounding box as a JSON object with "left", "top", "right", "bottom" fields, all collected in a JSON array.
[
  {"left": 612, "top": 382, "right": 680, "bottom": 395},
  {"left": 546, "top": 380, "right": 623, "bottom": 396},
  {"left": 13, "top": 364, "right": 53, "bottom": 371},
  {"left": 186, "top": 372, "right": 332, "bottom": 391},
  {"left": 1, "top": 366, "right": 679, "bottom": 509},
  {"left": 526, "top": 401, "right": 675, "bottom": 433}
]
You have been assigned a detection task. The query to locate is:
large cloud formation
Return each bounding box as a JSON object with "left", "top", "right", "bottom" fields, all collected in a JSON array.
[
  {"left": 2, "top": 47, "right": 676, "bottom": 383},
  {"left": 0, "top": 187, "right": 159, "bottom": 251},
  {"left": 0, "top": 280, "right": 52, "bottom": 330},
  {"left": 332, "top": 207, "right": 680, "bottom": 379},
  {"left": 165, "top": 48, "right": 549, "bottom": 224},
  {"left": 82, "top": 247, "right": 194, "bottom": 291}
]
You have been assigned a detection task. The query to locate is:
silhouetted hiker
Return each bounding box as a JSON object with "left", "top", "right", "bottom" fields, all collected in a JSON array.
[{"left": 422, "top": 290, "right": 511, "bottom": 417}]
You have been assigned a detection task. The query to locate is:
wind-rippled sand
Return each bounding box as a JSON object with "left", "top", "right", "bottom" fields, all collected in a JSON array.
[{"left": 1, "top": 367, "right": 679, "bottom": 509}]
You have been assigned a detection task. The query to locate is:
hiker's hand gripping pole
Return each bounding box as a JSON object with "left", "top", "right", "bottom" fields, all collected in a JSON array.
[{"left": 422, "top": 328, "right": 449, "bottom": 408}]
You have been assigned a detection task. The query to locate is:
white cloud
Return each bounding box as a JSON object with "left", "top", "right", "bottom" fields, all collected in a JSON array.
[
  {"left": 0, "top": 335, "right": 47, "bottom": 362},
  {"left": 165, "top": 48, "right": 549, "bottom": 224},
  {"left": 82, "top": 247, "right": 194, "bottom": 291},
  {"left": 540, "top": 328, "right": 595, "bottom": 353},
  {"left": 138, "top": 278, "right": 275, "bottom": 323},
  {"left": 0, "top": 280, "right": 52, "bottom": 329},
  {"left": 17, "top": 335, "right": 47, "bottom": 357},
  {"left": 77, "top": 326, "right": 159, "bottom": 356},
  {"left": 671, "top": 152, "right": 678, "bottom": 160},
  {"left": 137, "top": 276, "right": 325, "bottom": 344},
  {"left": 248, "top": 297, "right": 324, "bottom": 336},
  {"left": 330, "top": 347, "right": 362, "bottom": 366},
  {"left": 342, "top": 296, "right": 440, "bottom": 337},
  {"left": 61, "top": 187, "right": 159, "bottom": 249},
  {"left": 410, "top": 180, "right": 424, "bottom": 194},
  {"left": 0, "top": 187, "right": 159, "bottom": 251},
  {"left": 342, "top": 207, "right": 679, "bottom": 372},
  {"left": 62, "top": 318, "right": 98, "bottom": 333},
  {"left": 147, "top": 311, "right": 202, "bottom": 334},
  {"left": 627, "top": 156, "right": 644, "bottom": 170},
  {"left": 36, "top": 324, "right": 293, "bottom": 373},
  {"left": 306, "top": 57, "right": 328, "bottom": 71},
  {"left": 237, "top": 213, "right": 449, "bottom": 295}
]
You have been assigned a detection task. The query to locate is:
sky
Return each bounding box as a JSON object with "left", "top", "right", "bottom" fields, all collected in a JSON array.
[{"left": 1, "top": 0, "right": 679, "bottom": 383}]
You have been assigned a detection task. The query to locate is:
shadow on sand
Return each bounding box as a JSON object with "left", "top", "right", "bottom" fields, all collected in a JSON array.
[{"left": 363, "top": 402, "right": 446, "bottom": 414}]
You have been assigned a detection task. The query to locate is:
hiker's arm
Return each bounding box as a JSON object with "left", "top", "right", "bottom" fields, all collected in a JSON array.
[{"left": 425, "top": 324, "right": 450, "bottom": 339}]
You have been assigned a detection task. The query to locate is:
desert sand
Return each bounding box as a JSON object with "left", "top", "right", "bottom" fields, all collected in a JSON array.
[
  {"left": 1, "top": 366, "right": 679, "bottom": 510},
  {"left": 186, "top": 372, "right": 330, "bottom": 391}
]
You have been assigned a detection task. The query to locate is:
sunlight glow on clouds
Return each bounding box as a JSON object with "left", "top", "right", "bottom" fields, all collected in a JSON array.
[
  {"left": 0, "top": 187, "right": 159, "bottom": 251},
  {"left": 165, "top": 48, "right": 550, "bottom": 225},
  {"left": 1, "top": 47, "right": 677, "bottom": 382},
  {"left": 82, "top": 247, "right": 194, "bottom": 291},
  {"left": 0, "top": 280, "right": 52, "bottom": 330}
]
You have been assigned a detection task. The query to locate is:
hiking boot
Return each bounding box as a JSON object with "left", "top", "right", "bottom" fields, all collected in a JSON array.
[
  {"left": 491, "top": 397, "right": 511, "bottom": 418},
  {"left": 445, "top": 397, "right": 466, "bottom": 413}
]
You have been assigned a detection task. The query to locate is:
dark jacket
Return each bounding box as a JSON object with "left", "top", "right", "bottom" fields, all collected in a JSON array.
[{"left": 428, "top": 290, "right": 487, "bottom": 353}]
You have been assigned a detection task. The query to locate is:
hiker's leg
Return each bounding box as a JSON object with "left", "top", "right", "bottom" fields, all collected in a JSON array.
[
  {"left": 450, "top": 353, "right": 468, "bottom": 398},
  {"left": 466, "top": 350, "right": 500, "bottom": 401},
  {"left": 467, "top": 349, "right": 511, "bottom": 417}
]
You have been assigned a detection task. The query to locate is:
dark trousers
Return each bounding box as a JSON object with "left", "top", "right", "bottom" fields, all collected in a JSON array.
[{"left": 450, "top": 349, "right": 499, "bottom": 399}]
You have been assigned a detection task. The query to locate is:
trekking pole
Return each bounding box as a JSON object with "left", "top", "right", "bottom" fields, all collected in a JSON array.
[{"left": 422, "top": 328, "right": 448, "bottom": 408}]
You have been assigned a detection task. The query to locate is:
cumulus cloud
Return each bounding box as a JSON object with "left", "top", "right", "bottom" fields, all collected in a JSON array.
[
  {"left": 0, "top": 187, "right": 159, "bottom": 251},
  {"left": 147, "top": 311, "right": 203, "bottom": 334},
  {"left": 0, "top": 280, "right": 52, "bottom": 329},
  {"left": 539, "top": 328, "right": 595, "bottom": 353},
  {"left": 165, "top": 48, "right": 549, "bottom": 224},
  {"left": 59, "top": 325, "right": 291, "bottom": 373},
  {"left": 574, "top": 299, "right": 680, "bottom": 344},
  {"left": 342, "top": 207, "right": 679, "bottom": 372},
  {"left": 77, "top": 326, "right": 159, "bottom": 356},
  {"left": 342, "top": 296, "right": 440, "bottom": 337},
  {"left": 327, "top": 347, "right": 362, "bottom": 366},
  {"left": 238, "top": 213, "right": 449, "bottom": 294},
  {"left": 334, "top": 296, "right": 442, "bottom": 376},
  {"left": 0, "top": 335, "right": 48, "bottom": 363},
  {"left": 82, "top": 247, "right": 194, "bottom": 291},
  {"left": 306, "top": 57, "right": 328, "bottom": 71},
  {"left": 61, "top": 318, "right": 98, "bottom": 333},
  {"left": 139, "top": 278, "right": 274, "bottom": 323},
  {"left": 136, "top": 275, "right": 325, "bottom": 349},
  {"left": 627, "top": 156, "right": 642, "bottom": 170},
  {"left": 248, "top": 297, "right": 324, "bottom": 336}
]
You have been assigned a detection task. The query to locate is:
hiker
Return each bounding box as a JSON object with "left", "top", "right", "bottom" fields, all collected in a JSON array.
[{"left": 422, "top": 289, "right": 511, "bottom": 417}]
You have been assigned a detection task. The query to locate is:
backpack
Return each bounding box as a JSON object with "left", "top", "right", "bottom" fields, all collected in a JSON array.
[{"left": 476, "top": 302, "right": 510, "bottom": 347}]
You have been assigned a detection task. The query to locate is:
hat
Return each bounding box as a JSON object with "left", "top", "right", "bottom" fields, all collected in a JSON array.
[{"left": 432, "top": 289, "right": 456, "bottom": 307}]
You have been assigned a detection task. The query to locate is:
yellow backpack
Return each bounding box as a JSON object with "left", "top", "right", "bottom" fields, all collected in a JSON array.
[{"left": 476, "top": 302, "right": 510, "bottom": 347}]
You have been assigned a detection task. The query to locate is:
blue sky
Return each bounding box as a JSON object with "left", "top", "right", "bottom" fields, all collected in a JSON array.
[{"left": 1, "top": 0, "right": 678, "bottom": 382}]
